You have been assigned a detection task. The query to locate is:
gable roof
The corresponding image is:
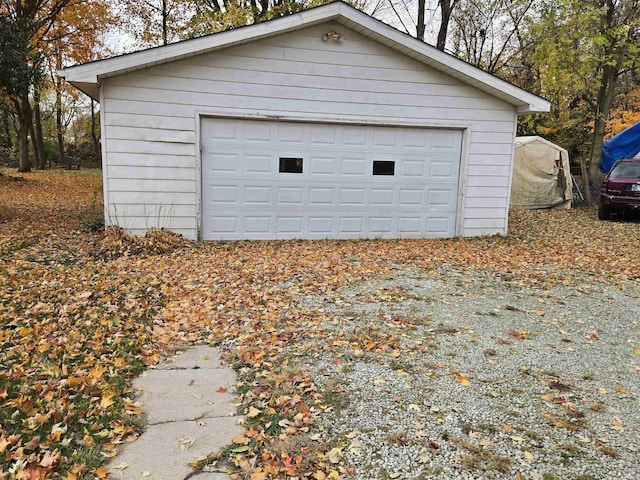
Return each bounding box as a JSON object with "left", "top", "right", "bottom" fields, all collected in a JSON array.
[{"left": 59, "top": 1, "right": 550, "bottom": 114}]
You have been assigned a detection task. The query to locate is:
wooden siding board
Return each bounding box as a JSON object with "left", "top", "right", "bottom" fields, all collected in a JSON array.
[
  {"left": 107, "top": 204, "right": 196, "bottom": 217},
  {"left": 108, "top": 178, "right": 195, "bottom": 193},
  {"left": 466, "top": 164, "right": 511, "bottom": 176},
  {"left": 105, "top": 112, "right": 196, "bottom": 131},
  {"left": 109, "top": 165, "right": 197, "bottom": 180},
  {"left": 102, "top": 21, "right": 518, "bottom": 239},
  {"left": 103, "top": 84, "right": 513, "bottom": 115},
  {"left": 107, "top": 153, "right": 195, "bottom": 168},
  {"left": 109, "top": 68, "right": 486, "bottom": 99},
  {"left": 465, "top": 197, "right": 508, "bottom": 208},
  {"left": 105, "top": 138, "right": 196, "bottom": 156},
  {"left": 106, "top": 126, "right": 195, "bottom": 144}
]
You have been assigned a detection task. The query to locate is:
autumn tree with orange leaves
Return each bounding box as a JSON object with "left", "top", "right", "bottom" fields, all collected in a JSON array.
[{"left": 0, "top": 0, "right": 115, "bottom": 172}]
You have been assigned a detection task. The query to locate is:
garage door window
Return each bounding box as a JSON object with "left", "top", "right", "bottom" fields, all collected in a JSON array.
[
  {"left": 279, "top": 157, "right": 303, "bottom": 173},
  {"left": 373, "top": 160, "right": 395, "bottom": 176}
]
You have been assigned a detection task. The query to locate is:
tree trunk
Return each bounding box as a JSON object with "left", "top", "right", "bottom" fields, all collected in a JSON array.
[
  {"left": 55, "top": 79, "right": 67, "bottom": 167},
  {"left": 91, "top": 99, "right": 101, "bottom": 166},
  {"left": 1, "top": 108, "right": 12, "bottom": 149},
  {"left": 29, "top": 119, "right": 40, "bottom": 168},
  {"left": 417, "top": 0, "right": 426, "bottom": 41},
  {"left": 33, "top": 85, "right": 47, "bottom": 169},
  {"left": 16, "top": 92, "right": 32, "bottom": 173},
  {"left": 162, "top": 0, "right": 168, "bottom": 45},
  {"left": 437, "top": 0, "right": 455, "bottom": 51},
  {"left": 588, "top": 62, "right": 620, "bottom": 182},
  {"left": 580, "top": 155, "right": 591, "bottom": 205}
]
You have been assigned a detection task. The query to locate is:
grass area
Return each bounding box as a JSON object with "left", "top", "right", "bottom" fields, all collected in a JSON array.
[{"left": 1, "top": 169, "right": 639, "bottom": 479}]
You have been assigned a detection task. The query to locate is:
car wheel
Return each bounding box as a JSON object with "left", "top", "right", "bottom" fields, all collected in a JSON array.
[{"left": 598, "top": 205, "right": 611, "bottom": 220}]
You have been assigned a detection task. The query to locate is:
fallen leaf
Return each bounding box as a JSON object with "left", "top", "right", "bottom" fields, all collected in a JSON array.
[
  {"left": 247, "top": 406, "right": 261, "bottom": 418},
  {"left": 94, "top": 467, "right": 109, "bottom": 479}
]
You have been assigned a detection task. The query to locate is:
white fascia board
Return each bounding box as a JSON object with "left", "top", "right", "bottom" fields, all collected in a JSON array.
[
  {"left": 59, "top": 3, "right": 343, "bottom": 85},
  {"left": 333, "top": 4, "right": 550, "bottom": 113}
]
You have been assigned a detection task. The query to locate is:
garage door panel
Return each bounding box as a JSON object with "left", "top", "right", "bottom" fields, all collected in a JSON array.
[
  {"left": 342, "top": 158, "right": 367, "bottom": 175},
  {"left": 277, "top": 216, "right": 303, "bottom": 234},
  {"left": 402, "top": 130, "right": 430, "bottom": 148},
  {"left": 428, "top": 189, "right": 456, "bottom": 208},
  {"left": 206, "top": 152, "right": 239, "bottom": 173},
  {"left": 244, "top": 186, "right": 271, "bottom": 204},
  {"left": 310, "top": 156, "right": 336, "bottom": 175},
  {"left": 371, "top": 188, "right": 394, "bottom": 205},
  {"left": 208, "top": 185, "right": 238, "bottom": 204},
  {"left": 243, "top": 216, "right": 269, "bottom": 234},
  {"left": 339, "top": 217, "right": 363, "bottom": 234},
  {"left": 244, "top": 154, "right": 271, "bottom": 173},
  {"left": 399, "top": 189, "right": 423, "bottom": 206},
  {"left": 340, "top": 188, "right": 366, "bottom": 206},
  {"left": 201, "top": 118, "right": 462, "bottom": 240},
  {"left": 309, "top": 216, "right": 333, "bottom": 234},
  {"left": 309, "top": 187, "right": 335, "bottom": 205},
  {"left": 401, "top": 161, "right": 425, "bottom": 177},
  {"left": 277, "top": 187, "right": 304, "bottom": 205},
  {"left": 370, "top": 217, "right": 393, "bottom": 234},
  {"left": 426, "top": 217, "right": 452, "bottom": 234},
  {"left": 398, "top": 217, "right": 422, "bottom": 233}
]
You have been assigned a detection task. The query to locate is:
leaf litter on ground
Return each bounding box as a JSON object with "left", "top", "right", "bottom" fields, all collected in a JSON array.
[{"left": 1, "top": 169, "right": 639, "bottom": 479}]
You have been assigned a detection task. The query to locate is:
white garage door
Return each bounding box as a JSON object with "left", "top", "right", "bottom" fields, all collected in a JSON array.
[{"left": 201, "top": 118, "right": 462, "bottom": 240}]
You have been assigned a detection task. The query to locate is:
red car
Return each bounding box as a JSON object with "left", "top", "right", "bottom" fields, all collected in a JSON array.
[{"left": 599, "top": 158, "right": 640, "bottom": 220}]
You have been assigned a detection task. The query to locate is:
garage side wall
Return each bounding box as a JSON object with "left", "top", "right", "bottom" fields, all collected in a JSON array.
[{"left": 101, "top": 21, "right": 516, "bottom": 240}]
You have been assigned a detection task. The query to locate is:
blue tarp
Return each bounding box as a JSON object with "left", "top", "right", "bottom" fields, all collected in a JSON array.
[{"left": 600, "top": 121, "right": 640, "bottom": 173}]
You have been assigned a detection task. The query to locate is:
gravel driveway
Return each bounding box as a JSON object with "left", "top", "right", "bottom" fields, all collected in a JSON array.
[{"left": 298, "top": 265, "right": 640, "bottom": 480}]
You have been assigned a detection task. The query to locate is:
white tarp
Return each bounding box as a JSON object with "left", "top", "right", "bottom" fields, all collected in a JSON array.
[{"left": 511, "top": 136, "right": 572, "bottom": 210}]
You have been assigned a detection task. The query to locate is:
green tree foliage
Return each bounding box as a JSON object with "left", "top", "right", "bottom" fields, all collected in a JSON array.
[{"left": 0, "top": 17, "right": 40, "bottom": 100}]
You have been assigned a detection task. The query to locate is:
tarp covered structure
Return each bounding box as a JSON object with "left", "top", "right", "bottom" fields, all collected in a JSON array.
[
  {"left": 600, "top": 121, "right": 640, "bottom": 173},
  {"left": 510, "top": 136, "right": 572, "bottom": 210}
]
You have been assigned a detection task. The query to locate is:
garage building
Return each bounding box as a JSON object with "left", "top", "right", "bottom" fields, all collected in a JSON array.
[{"left": 60, "top": 1, "right": 550, "bottom": 241}]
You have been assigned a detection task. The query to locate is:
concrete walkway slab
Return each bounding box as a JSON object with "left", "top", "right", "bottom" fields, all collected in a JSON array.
[
  {"left": 135, "top": 369, "right": 238, "bottom": 424},
  {"left": 107, "top": 345, "right": 244, "bottom": 480}
]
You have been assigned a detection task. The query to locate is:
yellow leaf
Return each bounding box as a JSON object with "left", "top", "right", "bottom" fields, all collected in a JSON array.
[
  {"left": 456, "top": 375, "right": 471, "bottom": 387},
  {"left": 232, "top": 434, "right": 246, "bottom": 445},
  {"left": 531, "top": 309, "right": 545, "bottom": 316},
  {"left": 0, "top": 437, "right": 8, "bottom": 454},
  {"left": 314, "top": 470, "right": 327, "bottom": 480},
  {"left": 94, "top": 466, "right": 109, "bottom": 479},
  {"left": 100, "top": 394, "right": 115, "bottom": 410},
  {"left": 247, "top": 406, "right": 261, "bottom": 418},
  {"left": 523, "top": 451, "right": 534, "bottom": 460},
  {"left": 89, "top": 365, "right": 107, "bottom": 380},
  {"left": 251, "top": 472, "right": 267, "bottom": 480}
]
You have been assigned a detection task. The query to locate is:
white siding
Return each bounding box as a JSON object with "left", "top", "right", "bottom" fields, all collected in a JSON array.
[{"left": 102, "top": 21, "right": 516, "bottom": 240}]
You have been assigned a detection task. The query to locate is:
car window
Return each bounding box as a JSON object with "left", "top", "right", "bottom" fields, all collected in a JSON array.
[{"left": 610, "top": 162, "right": 640, "bottom": 178}]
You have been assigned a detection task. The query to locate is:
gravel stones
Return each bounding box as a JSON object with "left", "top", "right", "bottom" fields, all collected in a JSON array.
[{"left": 300, "top": 267, "right": 640, "bottom": 480}]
